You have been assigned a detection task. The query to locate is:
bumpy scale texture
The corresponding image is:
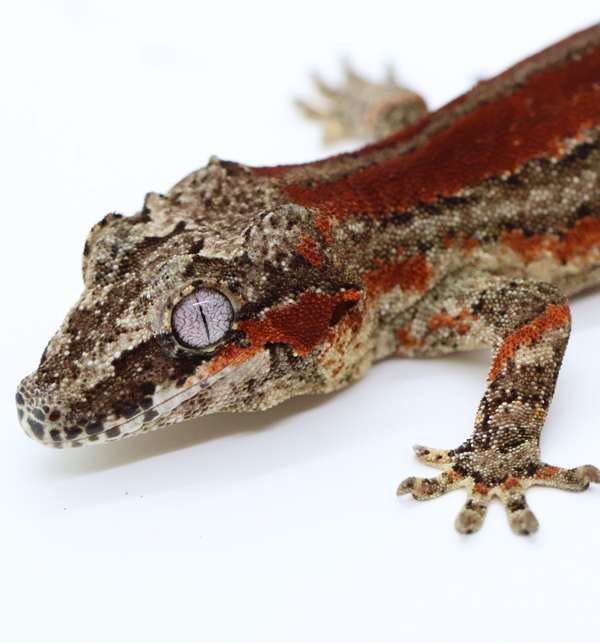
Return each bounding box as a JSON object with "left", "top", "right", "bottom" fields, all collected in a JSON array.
[{"left": 17, "top": 24, "right": 600, "bottom": 534}]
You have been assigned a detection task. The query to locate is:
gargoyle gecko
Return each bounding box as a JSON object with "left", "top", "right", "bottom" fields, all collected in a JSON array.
[{"left": 17, "top": 23, "right": 600, "bottom": 534}]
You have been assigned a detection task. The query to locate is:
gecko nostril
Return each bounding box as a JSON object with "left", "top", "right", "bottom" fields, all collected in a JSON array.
[{"left": 48, "top": 410, "right": 61, "bottom": 422}]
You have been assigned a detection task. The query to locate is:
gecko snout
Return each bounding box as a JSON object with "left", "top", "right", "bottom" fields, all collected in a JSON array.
[
  {"left": 15, "top": 374, "right": 120, "bottom": 449},
  {"left": 16, "top": 375, "right": 69, "bottom": 448}
]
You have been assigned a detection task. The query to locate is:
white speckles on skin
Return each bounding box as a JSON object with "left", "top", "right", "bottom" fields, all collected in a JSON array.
[{"left": 15, "top": 28, "right": 600, "bottom": 537}]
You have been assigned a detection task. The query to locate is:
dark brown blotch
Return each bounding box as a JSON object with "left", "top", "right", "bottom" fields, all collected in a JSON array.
[
  {"left": 143, "top": 409, "right": 159, "bottom": 422},
  {"left": 27, "top": 417, "right": 45, "bottom": 440},
  {"left": 65, "top": 427, "right": 83, "bottom": 440},
  {"left": 140, "top": 382, "right": 156, "bottom": 396},
  {"left": 85, "top": 422, "right": 104, "bottom": 436}
]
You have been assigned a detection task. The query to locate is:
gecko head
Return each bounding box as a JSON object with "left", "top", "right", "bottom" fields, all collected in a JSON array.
[{"left": 16, "top": 157, "right": 364, "bottom": 448}]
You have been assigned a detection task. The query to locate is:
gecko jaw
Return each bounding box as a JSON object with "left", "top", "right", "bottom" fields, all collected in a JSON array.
[{"left": 16, "top": 347, "right": 267, "bottom": 449}]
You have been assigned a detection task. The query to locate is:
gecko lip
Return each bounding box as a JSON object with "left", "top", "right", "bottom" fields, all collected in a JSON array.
[
  {"left": 16, "top": 348, "right": 263, "bottom": 449},
  {"left": 16, "top": 374, "right": 214, "bottom": 449}
]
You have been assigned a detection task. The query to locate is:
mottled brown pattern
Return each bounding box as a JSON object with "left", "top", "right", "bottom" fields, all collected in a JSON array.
[{"left": 17, "top": 24, "right": 600, "bottom": 535}]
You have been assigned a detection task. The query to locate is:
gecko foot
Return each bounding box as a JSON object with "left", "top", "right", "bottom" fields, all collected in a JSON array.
[
  {"left": 296, "top": 61, "right": 427, "bottom": 144},
  {"left": 397, "top": 444, "right": 600, "bottom": 535}
]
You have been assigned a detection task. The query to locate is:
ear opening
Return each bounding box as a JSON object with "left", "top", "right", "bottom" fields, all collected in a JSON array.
[{"left": 329, "top": 299, "right": 358, "bottom": 327}]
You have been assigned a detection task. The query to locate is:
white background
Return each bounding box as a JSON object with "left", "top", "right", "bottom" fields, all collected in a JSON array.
[{"left": 2, "top": 1, "right": 600, "bottom": 641}]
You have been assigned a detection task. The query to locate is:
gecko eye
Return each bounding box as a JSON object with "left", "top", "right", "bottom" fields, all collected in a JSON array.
[{"left": 172, "top": 288, "right": 234, "bottom": 350}]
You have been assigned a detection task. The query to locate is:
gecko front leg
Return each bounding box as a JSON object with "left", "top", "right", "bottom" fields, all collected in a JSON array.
[{"left": 394, "top": 269, "right": 600, "bottom": 535}]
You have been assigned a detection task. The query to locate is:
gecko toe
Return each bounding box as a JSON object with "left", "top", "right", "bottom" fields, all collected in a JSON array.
[
  {"left": 413, "top": 445, "right": 452, "bottom": 468},
  {"left": 497, "top": 486, "right": 540, "bottom": 535},
  {"left": 532, "top": 463, "right": 600, "bottom": 491},
  {"left": 397, "top": 471, "right": 464, "bottom": 500},
  {"left": 454, "top": 494, "right": 491, "bottom": 535}
]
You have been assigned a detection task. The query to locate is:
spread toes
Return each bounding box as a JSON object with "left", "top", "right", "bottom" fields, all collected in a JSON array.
[{"left": 399, "top": 443, "right": 599, "bottom": 535}]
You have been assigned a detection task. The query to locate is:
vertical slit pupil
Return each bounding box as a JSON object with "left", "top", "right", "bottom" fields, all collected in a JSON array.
[
  {"left": 198, "top": 304, "right": 211, "bottom": 343},
  {"left": 172, "top": 287, "right": 233, "bottom": 349}
]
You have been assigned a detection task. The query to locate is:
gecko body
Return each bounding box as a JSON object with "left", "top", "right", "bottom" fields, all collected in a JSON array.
[{"left": 17, "top": 24, "right": 600, "bottom": 534}]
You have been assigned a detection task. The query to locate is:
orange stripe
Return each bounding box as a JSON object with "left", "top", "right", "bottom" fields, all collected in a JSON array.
[{"left": 488, "top": 303, "right": 571, "bottom": 380}]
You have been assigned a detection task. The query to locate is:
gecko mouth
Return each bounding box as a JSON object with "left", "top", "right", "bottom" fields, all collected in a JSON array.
[
  {"left": 16, "top": 347, "right": 266, "bottom": 449},
  {"left": 16, "top": 375, "right": 210, "bottom": 448}
]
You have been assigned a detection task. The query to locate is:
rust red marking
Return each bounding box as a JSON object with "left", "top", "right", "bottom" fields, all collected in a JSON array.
[
  {"left": 461, "top": 235, "right": 480, "bottom": 255},
  {"left": 296, "top": 235, "right": 323, "bottom": 266},
  {"left": 559, "top": 216, "right": 600, "bottom": 261},
  {"left": 256, "top": 37, "right": 600, "bottom": 221},
  {"left": 442, "top": 232, "right": 479, "bottom": 255},
  {"left": 239, "top": 289, "right": 362, "bottom": 355},
  {"left": 502, "top": 477, "right": 521, "bottom": 490},
  {"left": 429, "top": 309, "right": 474, "bottom": 334},
  {"left": 363, "top": 254, "right": 432, "bottom": 296},
  {"left": 443, "top": 232, "right": 456, "bottom": 250},
  {"left": 501, "top": 229, "right": 550, "bottom": 263},
  {"left": 446, "top": 470, "right": 463, "bottom": 483},
  {"left": 201, "top": 343, "right": 255, "bottom": 379},
  {"left": 318, "top": 300, "right": 366, "bottom": 371},
  {"left": 429, "top": 312, "right": 456, "bottom": 330},
  {"left": 396, "top": 327, "right": 425, "bottom": 349},
  {"left": 315, "top": 212, "right": 334, "bottom": 243},
  {"left": 488, "top": 303, "right": 571, "bottom": 380},
  {"left": 473, "top": 483, "right": 490, "bottom": 495},
  {"left": 502, "top": 216, "right": 600, "bottom": 264},
  {"left": 536, "top": 465, "right": 564, "bottom": 480}
]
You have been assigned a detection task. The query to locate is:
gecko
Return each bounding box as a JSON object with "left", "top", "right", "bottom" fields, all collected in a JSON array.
[{"left": 16, "top": 24, "right": 600, "bottom": 535}]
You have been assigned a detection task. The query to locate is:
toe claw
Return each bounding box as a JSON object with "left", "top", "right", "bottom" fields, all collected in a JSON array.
[
  {"left": 507, "top": 507, "right": 539, "bottom": 536},
  {"left": 578, "top": 464, "right": 600, "bottom": 485},
  {"left": 455, "top": 508, "right": 484, "bottom": 535},
  {"left": 397, "top": 477, "right": 417, "bottom": 498}
]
